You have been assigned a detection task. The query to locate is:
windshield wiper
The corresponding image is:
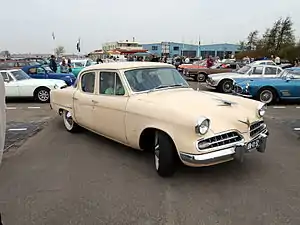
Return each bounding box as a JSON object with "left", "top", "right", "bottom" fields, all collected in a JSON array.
[{"left": 147, "top": 84, "right": 187, "bottom": 92}]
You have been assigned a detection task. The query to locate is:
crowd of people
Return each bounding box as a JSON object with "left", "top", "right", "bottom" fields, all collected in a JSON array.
[{"left": 49, "top": 55, "right": 73, "bottom": 73}]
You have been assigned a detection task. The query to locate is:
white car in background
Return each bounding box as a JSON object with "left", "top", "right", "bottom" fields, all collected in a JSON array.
[
  {"left": 0, "top": 69, "right": 67, "bottom": 102},
  {"left": 206, "top": 65, "right": 283, "bottom": 93},
  {"left": 0, "top": 73, "right": 5, "bottom": 166}
]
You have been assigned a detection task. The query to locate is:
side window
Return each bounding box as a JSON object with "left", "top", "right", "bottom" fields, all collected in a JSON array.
[
  {"left": 81, "top": 72, "right": 95, "bottom": 93},
  {"left": 17, "top": 62, "right": 26, "bottom": 67},
  {"left": 1, "top": 72, "right": 10, "bottom": 82},
  {"left": 28, "top": 68, "right": 37, "bottom": 74},
  {"left": 252, "top": 66, "right": 263, "bottom": 75},
  {"left": 267, "top": 62, "right": 275, "bottom": 65},
  {"left": 264, "top": 67, "right": 277, "bottom": 75},
  {"left": 37, "top": 67, "right": 45, "bottom": 74},
  {"left": 99, "top": 72, "right": 125, "bottom": 96},
  {"left": 276, "top": 68, "right": 283, "bottom": 74},
  {"left": 86, "top": 60, "right": 92, "bottom": 66}
]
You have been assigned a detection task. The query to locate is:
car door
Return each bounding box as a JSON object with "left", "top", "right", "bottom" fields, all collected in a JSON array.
[
  {"left": 92, "top": 71, "right": 128, "bottom": 144},
  {"left": 0, "top": 72, "right": 19, "bottom": 97},
  {"left": 248, "top": 66, "right": 264, "bottom": 78},
  {"left": 263, "top": 66, "right": 278, "bottom": 78},
  {"left": 73, "top": 71, "right": 97, "bottom": 130},
  {"left": 279, "top": 76, "right": 300, "bottom": 99}
]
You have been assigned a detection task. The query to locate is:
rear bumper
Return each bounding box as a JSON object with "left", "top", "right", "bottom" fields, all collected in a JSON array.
[{"left": 179, "top": 130, "right": 269, "bottom": 166}]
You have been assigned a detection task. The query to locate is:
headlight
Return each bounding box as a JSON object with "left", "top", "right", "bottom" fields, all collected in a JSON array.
[
  {"left": 257, "top": 103, "right": 267, "bottom": 117},
  {"left": 54, "top": 84, "right": 58, "bottom": 89},
  {"left": 195, "top": 118, "right": 210, "bottom": 135}
]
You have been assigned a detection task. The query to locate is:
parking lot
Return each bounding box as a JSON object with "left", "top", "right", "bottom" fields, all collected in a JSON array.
[{"left": 0, "top": 82, "right": 300, "bottom": 224}]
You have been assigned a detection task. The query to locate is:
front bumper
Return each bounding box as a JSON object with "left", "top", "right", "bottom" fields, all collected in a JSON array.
[
  {"left": 232, "top": 91, "right": 253, "bottom": 98},
  {"left": 179, "top": 130, "right": 269, "bottom": 166}
]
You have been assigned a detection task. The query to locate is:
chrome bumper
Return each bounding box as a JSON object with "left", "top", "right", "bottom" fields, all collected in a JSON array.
[
  {"left": 232, "top": 91, "right": 253, "bottom": 98},
  {"left": 179, "top": 130, "right": 269, "bottom": 166}
]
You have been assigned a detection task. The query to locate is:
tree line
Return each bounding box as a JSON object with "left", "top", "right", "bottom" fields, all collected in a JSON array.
[{"left": 236, "top": 17, "right": 300, "bottom": 62}]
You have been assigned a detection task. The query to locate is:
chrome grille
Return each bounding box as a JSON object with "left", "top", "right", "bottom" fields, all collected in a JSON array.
[
  {"left": 234, "top": 85, "right": 243, "bottom": 93},
  {"left": 250, "top": 121, "right": 266, "bottom": 137},
  {"left": 197, "top": 131, "right": 243, "bottom": 150}
]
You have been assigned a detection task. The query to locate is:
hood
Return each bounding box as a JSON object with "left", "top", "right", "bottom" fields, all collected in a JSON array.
[
  {"left": 208, "top": 72, "right": 249, "bottom": 79},
  {"left": 134, "top": 88, "right": 261, "bottom": 134},
  {"left": 19, "top": 79, "right": 66, "bottom": 86}
]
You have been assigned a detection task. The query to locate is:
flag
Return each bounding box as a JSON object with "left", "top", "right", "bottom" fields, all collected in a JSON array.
[
  {"left": 52, "top": 32, "right": 55, "bottom": 40},
  {"left": 76, "top": 38, "right": 81, "bottom": 52}
]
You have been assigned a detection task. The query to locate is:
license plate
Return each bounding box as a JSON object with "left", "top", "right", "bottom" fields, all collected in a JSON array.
[{"left": 247, "top": 139, "right": 260, "bottom": 151}]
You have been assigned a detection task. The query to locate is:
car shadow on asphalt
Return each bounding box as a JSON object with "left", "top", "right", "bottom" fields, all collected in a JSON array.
[{"left": 54, "top": 120, "right": 266, "bottom": 183}]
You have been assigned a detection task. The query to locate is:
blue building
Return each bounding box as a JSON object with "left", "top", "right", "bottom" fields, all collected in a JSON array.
[{"left": 142, "top": 42, "right": 240, "bottom": 59}]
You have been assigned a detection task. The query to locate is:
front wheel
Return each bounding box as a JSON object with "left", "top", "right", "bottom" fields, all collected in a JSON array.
[
  {"left": 62, "top": 110, "right": 80, "bottom": 132},
  {"left": 218, "top": 79, "right": 233, "bottom": 93},
  {"left": 257, "top": 88, "right": 276, "bottom": 104},
  {"left": 154, "top": 131, "right": 177, "bottom": 177},
  {"left": 35, "top": 87, "right": 50, "bottom": 103}
]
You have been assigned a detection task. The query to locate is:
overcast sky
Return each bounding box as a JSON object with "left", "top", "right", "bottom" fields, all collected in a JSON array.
[{"left": 1, "top": 0, "right": 300, "bottom": 53}]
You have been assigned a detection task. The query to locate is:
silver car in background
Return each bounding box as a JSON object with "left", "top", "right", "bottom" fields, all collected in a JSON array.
[{"left": 206, "top": 64, "right": 283, "bottom": 93}]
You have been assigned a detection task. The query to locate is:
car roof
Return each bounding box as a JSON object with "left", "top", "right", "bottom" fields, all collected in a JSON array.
[
  {"left": 287, "top": 67, "right": 300, "bottom": 70},
  {"left": 81, "top": 62, "right": 174, "bottom": 72},
  {"left": 247, "top": 64, "right": 280, "bottom": 68},
  {"left": 0, "top": 69, "right": 20, "bottom": 72}
]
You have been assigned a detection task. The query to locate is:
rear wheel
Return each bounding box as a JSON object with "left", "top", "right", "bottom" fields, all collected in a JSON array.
[
  {"left": 197, "top": 73, "right": 206, "bottom": 82},
  {"left": 154, "top": 131, "right": 177, "bottom": 177},
  {"left": 62, "top": 110, "right": 80, "bottom": 132}
]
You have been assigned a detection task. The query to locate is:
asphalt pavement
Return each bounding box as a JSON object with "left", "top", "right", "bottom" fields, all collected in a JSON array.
[{"left": 0, "top": 83, "right": 299, "bottom": 225}]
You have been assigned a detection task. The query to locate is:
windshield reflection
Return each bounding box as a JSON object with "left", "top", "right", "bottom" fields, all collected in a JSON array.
[
  {"left": 11, "top": 70, "right": 31, "bottom": 80},
  {"left": 124, "top": 68, "right": 189, "bottom": 92}
]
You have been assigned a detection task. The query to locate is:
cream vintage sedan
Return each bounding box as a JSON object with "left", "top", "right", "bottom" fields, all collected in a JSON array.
[{"left": 50, "top": 62, "right": 269, "bottom": 177}]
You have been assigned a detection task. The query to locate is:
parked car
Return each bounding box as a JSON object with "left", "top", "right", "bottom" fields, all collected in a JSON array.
[
  {"left": 0, "top": 60, "right": 40, "bottom": 70},
  {"left": 206, "top": 65, "right": 283, "bottom": 93},
  {"left": 232, "top": 68, "right": 300, "bottom": 103},
  {"left": 0, "top": 69, "right": 67, "bottom": 102},
  {"left": 178, "top": 60, "right": 206, "bottom": 72},
  {"left": 0, "top": 73, "right": 5, "bottom": 166},
  {"left": 50, "top": 62, "right": 269, "bottom": 177},
  {"left": 23, "top": 57, "right": 49, "bottom": 65},
  {"left": 22, "top": 65, "right": 76, "bottom": 86},
  {"left": 184, "top": 62, "right": 239, "bottom": 82},
  {"left": 57, "top": 59, "right": 96, "bottom": 77}
]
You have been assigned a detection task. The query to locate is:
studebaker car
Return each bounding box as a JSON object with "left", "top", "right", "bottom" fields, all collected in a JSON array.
[
  {"left": 50, "top": 62, "right": 269, "bottom": 177},
  {"left": 22, "top": 65, "right": 76, "bottom": 86},
  {"left": 0, "top": 73, "right": 5, "bottom": 166},
  {"left": 233, "top": 68, "right": 300, "bottom": 104},
  {"left": 184, "top": 63, "right": 239, "bottom": 82},
  {"left": 1, "top": 69, "right": 67, "bottom": 102},
  {"left": 206, "top": 64, "right": 283, "bottom": 93}
]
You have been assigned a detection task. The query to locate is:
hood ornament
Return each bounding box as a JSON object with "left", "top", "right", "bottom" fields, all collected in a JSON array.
[
  {"left": 214, "top": 98, "right": 237, "bottom": 106},
  {"left": 238, "top": 118, "right": 251, "bottom": 128}
]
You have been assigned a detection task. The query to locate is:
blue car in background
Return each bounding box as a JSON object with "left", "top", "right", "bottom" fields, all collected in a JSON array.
[
  {"left": 233, "top": 68, "right": 300, "bottom": 104},
  {"left": 22, "top": 65, "right": 76, "bottom": 86}
]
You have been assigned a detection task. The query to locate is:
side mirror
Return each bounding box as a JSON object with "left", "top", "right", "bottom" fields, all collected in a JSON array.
[{"left": 286, "top": 77, "right": 291, "bottom": 82}]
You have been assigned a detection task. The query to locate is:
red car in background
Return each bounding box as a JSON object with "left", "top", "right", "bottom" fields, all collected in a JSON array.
[{"left": 0, "top": 60, "right": 39, "bottom": 70}]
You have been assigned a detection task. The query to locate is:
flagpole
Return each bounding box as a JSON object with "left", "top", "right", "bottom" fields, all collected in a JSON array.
[{"left": 197, "top": 35, "right": 201, "bottom": 58}]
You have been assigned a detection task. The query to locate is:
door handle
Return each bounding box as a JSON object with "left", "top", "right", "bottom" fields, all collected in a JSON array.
[
  {"left": 73, "top": 97, "right": 78, "bottom": 100},
  {"left": 92, "top": 100, "right": 98, "bottom": 104}
]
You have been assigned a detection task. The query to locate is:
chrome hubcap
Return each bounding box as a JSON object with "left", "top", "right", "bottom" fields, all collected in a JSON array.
[
  {"left": 260, "top": 90, "right": 273, "bottom": 103},
  {"left": 154, "top": 133, "right": 160, "bottom": 170},
  {"left": 64, "top": 111, "right": 74, "bottom": 130},
  {"left": 38, "top": 90, "right": 49, "bottom": 101},
  {"left": 197, "top": 74, "right": 205, "bottom": 81},
  {"left": 223, "top": 82, "right": 232, "bottom": 92}
]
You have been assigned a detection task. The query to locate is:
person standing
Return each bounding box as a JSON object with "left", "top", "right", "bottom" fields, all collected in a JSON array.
[
  {"left": 49, "top": 55, "right": 57, "bottom": 72},
  {"left": 275, "top": 56, "right": 281, "bottom": 65},
  {"left": 67, "top": 58, "right": 72, "bottom": 73},
  {"left": 60, "top": 59, "right": 69, "bottom": 73}
]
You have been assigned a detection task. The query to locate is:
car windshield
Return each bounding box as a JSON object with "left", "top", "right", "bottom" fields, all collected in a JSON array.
[
  {"left": 43, "top": 66, "right": 54, "bottom": 73},
  {"left": 236, "top": 65, "right": 251, "bottom": 74},
  {"left": 124, "top": 67, "right": 189, "bottom": 92},
  {"left": 72, "top": 62, "right": 84, "bottom": 68},
  {"left": 11, "top": 70, "right": 31, "bottom": 80}
]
